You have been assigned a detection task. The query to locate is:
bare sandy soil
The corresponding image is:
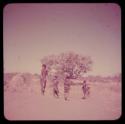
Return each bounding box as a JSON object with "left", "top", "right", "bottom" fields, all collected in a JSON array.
[{"left": 4, "top": 76, "right": 121, "bottom": 120}]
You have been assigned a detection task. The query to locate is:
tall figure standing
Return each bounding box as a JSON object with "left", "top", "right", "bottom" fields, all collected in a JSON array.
[{"left": 40, "top": 64, "right": 48, "bottom": 95}]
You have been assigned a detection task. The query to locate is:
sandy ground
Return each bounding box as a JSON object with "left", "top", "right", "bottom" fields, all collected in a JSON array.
[{"left": 4, "top": 81, "right": 121, "bottom": 120}]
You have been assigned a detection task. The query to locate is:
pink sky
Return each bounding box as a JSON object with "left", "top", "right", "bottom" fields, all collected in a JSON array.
[{"left": 3, "top": 3, "right": 121, "bottom": 76}]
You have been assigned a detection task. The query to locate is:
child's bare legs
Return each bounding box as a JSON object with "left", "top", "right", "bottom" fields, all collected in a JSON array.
[
  {"left": 53, "top": 90, "right": 59, "bottom": 98},
  {"left": 82, "top": 88, "right": 86, "bottom": 99},
  {"left": 82, "top": 93, "right": 86, "bottom": 99},
  {"left": 64, "top": 92, "right": 69, "bottom": 101},
  {"left": 82, "top": 87, "right": 90, "bottom": 99}
]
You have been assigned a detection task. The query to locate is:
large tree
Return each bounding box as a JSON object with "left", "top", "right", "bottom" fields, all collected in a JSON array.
[{"left": 41, "top": 52, "right": 93, "bottom": 81}]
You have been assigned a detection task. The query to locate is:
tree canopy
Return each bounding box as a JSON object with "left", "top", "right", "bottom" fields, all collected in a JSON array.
[{"left": 41, "top": 52, "right": 93, "bottom": 81}]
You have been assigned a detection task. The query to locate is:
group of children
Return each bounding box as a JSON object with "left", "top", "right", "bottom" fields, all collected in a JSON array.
[{"left": 40, "top": 64, "right": 90, "bottom": 100}]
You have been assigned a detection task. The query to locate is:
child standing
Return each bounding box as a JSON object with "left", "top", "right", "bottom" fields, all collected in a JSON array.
[
  {"left": 53, "top": 76, "right": 59, "bottom": 98},
  {"left": 82, "top": 80, "right": 90, "bottom": 99},
  {"left": 64, "top": 76, "right": 71, "bottom": 101}
]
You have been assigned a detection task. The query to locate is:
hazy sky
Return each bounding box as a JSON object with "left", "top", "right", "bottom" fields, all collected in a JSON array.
[{"left": 3, "top": 3, "right": 121, "bottom": 76}]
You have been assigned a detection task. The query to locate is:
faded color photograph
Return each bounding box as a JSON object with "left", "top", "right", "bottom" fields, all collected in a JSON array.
[{"left": 4, "top": 3, "right": 121, "bottom": 120}]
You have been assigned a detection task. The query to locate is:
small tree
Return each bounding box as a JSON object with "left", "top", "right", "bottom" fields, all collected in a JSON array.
[{"left": 41, "top": 52, "right": 93, "bottom": 83}]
